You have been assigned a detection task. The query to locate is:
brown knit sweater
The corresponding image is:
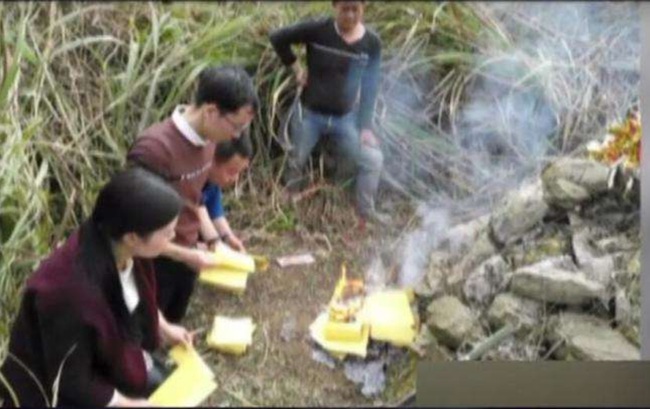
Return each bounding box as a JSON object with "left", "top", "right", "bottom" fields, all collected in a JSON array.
[{"left": 127, "top": 118, "right": 216, "bottom": 248}]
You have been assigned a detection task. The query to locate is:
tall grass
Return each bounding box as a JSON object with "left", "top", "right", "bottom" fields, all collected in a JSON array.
[
  {"left": 0, "top": 1, "right": 639, "bottom": 362},
  {"left": 0, "top": 1, "right": 331, "bottom": 354}
]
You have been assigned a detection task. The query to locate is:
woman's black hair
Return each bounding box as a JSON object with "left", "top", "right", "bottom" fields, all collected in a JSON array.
[
  {"left": 77, "top": 166, "right": 182, "bottom": 337},
  {"left": 214, "top": 131, "right": 254, "bottom": 163}
]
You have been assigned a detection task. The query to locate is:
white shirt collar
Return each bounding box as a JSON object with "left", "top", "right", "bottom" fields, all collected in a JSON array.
[
  {"left": 172, "top": 105, "right": 207, "bottom": 147},
  {"left": 118, "top": 258, "right": 139, "bottom": 313}
]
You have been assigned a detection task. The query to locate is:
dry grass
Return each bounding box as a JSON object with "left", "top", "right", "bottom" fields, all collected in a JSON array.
[{"left": 185, "top": 193, "right": 416, "bottom": 406}]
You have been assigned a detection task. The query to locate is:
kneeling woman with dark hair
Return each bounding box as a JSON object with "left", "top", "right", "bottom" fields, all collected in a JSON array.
[{"left": 0, "top": 167, "right": 195, "bottom": 407}]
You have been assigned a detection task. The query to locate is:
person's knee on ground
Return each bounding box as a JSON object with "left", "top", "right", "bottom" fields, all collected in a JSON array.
[
  {"left": 282, "top": 108, "right": 323, "bottom": 192},
  {"left": 282, "top": 149, "right": 310, "bottom": 191}
]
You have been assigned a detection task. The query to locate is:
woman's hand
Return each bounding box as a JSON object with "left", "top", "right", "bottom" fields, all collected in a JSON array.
[
  {"left": 161, "top": 322, "right": 194, "bottom": 347},
  {"left": 189, "top": 248, "right": 218, "bottom": 271},
  {"left": 158, "top": 310, "right": 194, "bottom": 348}
]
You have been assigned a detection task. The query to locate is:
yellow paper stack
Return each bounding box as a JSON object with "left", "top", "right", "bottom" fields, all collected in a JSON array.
[
  {"left": 310, "top": 288, "right": 418, "bottom": 359},
  {"left": 359, "top": 289, "right": 417, "bottom": 347},
  {"left": 199, "top": 242, "right": 257, "bottom": 294},
  {"left": 149, "top": 345, "right": 217, "bottom": 407},
  {"left": 309, "top": 265, "right": 371, "bottom": 358},
  {"left": 309, "top": 312, "right": 370, "bottom": 358},
  {"left": 206, "top": 316, "right": 256, "bottom": 355},
  {"left": 323, "top": 320, "right": 366, "bottom": 342}
]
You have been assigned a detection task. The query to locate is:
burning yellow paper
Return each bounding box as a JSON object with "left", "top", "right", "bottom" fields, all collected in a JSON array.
[
  {"left": 207, "top": 316, "right": 256, "bottom": 355},
  {"left": 149, "top": 345, "right": 216, "bottom": 407},
  {"left": 327, "top": 264, "right": 364, "bottom": 322},
  {"left": 310, "top": 312, "right": 369, "bottom": 358},
  {"left": 323, "top": 320, "right": 366, "bottom": 343},
  {"left": 359, "top": 289, "right": 417, "bottom": 347}
]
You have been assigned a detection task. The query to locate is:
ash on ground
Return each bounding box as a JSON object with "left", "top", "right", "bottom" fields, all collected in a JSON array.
[{"left": 309, "top": 340, "right": 409, "bottom": 398}]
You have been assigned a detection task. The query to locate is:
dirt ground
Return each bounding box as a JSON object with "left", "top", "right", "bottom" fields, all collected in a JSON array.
[{"left": 179, "top": 188, "right": 418, "bottom": 407}]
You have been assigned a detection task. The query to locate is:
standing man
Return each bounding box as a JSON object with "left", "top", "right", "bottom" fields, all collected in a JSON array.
[
  {"left": 269, "top": 0, "right": 389, "bottom": 226},
  {"left": 127, "top": 65, "right": 258, "bottom": 323}
]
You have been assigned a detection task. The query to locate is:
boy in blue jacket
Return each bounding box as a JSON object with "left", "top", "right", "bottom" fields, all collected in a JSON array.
[{"left": 199, "top": 134, "right": 253, "bottom": 253}]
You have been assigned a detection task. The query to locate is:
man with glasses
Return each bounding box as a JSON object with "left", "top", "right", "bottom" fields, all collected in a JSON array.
[
  {"left": 270, "top": 0, "right": 389, "bottom": 227},
  {"left": 127, "top": 64, "right": 258, "bottom": 323}
]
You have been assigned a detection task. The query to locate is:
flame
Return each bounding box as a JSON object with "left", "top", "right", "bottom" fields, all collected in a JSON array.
[
  {"left": 589, "top": 110, "right": 641, "bottom": 169},
  {"left": 332, "top": 263, "right": 347, "bottom": 301},
  {"left": 328, "top": 263, "right": 365, "bottom": 322}
]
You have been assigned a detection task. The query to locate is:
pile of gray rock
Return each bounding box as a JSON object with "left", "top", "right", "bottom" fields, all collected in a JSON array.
[{"left": 414, "top": 158, "right": 640, "bottom": 361}]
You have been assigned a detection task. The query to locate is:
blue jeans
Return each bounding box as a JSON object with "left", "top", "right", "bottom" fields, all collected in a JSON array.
[{"left": 283, "top": 103, "right": 383, "bottom": 217}]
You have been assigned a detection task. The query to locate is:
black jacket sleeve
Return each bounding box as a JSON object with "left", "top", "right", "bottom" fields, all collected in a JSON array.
[
  {"left": 358, "top": 34, "right": 382, "bottom": 131},
  {"left": 269, "top": 18, "right": 323, "bottom": 66}
]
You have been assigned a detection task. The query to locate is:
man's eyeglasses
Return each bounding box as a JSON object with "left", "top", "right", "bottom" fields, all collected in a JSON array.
[{"left": 222, "top": 114, "right": 250, "bottom": 134}]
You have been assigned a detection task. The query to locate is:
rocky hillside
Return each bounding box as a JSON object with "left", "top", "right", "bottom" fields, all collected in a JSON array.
[{"left": 414, "top": 156, "right": 640, "bottom": 361}]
